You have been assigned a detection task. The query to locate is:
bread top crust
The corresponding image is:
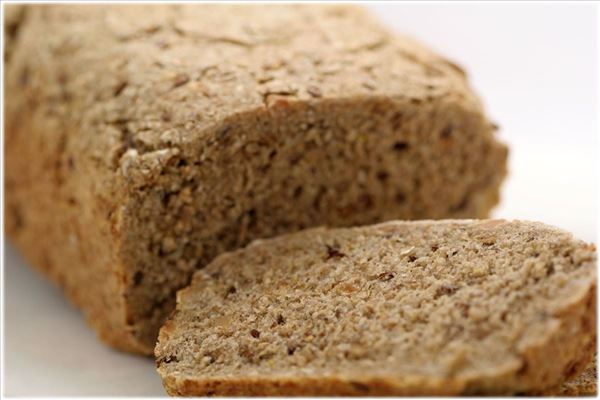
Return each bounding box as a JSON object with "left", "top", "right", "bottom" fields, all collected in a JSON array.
[
  {"left": 156, "top": 219, "right": 596, "bottom": 395},
  {"left": 6, "top": 4, "right": 480, "bottom": 175}
]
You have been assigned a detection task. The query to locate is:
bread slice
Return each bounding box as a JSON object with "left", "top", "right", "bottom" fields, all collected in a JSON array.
[
  {"left": 5, "top": 5, "right": 507, "bottom": 354},
  {"left": 156, "top": 220, "right": 596, "bottom": 395}
]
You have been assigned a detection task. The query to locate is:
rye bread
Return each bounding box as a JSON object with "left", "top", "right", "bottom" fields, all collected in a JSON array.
[
  {"left": 156, "top": 220, "right": 596, "bottom": 395},
  {"left": 5, "top": 4, "right": 507, "bottom": 354}
]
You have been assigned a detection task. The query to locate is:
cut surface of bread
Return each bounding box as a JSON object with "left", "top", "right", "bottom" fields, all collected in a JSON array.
[
  {"left": 5, "top": 5, "right": 507, "bottom": 353},
  {"left": 156, "top": 220, "right": 596, "bottom": 395}
]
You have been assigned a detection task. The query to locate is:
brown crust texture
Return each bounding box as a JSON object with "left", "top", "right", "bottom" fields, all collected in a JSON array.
[
  {"left": 156, "top": 220, "right": 596, "bottom": 396},
  {"left": 5, "top": 5, "right": 507, "bottom": 354}
]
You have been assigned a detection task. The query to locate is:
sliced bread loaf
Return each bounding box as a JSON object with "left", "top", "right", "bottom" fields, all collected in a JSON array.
[
  {"left": 156, "top": 220, "right": 596, "bottom": 395},
  {"left": 5, "top": 5, "right": 507, "bottom": 353}
]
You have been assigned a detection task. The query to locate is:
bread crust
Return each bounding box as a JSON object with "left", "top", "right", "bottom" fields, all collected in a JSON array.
[{"left": 5, "top": 5, "right": 507, "bottom": 354}]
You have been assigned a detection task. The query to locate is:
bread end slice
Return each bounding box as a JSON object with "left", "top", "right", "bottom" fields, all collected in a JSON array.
[{"left": 156, "top": 220, "right": 596, "bottom": 395}]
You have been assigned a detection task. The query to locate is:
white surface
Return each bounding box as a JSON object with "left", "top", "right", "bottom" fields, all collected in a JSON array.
[
  {"left": 4, "top": 246, "right": 166, "bottom": 397},
  {"left": 3, "top": 3, "right": 598, "bottom": 396}
]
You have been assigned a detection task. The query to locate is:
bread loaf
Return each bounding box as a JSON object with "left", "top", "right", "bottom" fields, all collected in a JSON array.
[
  {"left": 156, "top": 220, "right": 596, "bottom": 395},
  {"left": 5, "top": 5, "right": 507, "bottom": 354}
]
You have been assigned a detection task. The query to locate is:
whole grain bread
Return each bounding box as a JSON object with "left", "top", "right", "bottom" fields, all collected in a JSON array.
[
  {"left": 4, "top": 4, "right": 507, "bottom": 354},
  {"left": 156, "top": 220, "right": 596, "bottom": 396}
]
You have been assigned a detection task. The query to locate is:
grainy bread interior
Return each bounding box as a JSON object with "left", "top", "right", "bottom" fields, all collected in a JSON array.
[
  {"left": 156, "top": 220, "right": 596, "bottom": 396},
  {"left": 5, "top": 4, "right": 507, "bottom": 353}
]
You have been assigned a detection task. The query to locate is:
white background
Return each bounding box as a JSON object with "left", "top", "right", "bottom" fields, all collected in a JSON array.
[{"left": 4, "top": 3, "right": 598, "bottom": 396}]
